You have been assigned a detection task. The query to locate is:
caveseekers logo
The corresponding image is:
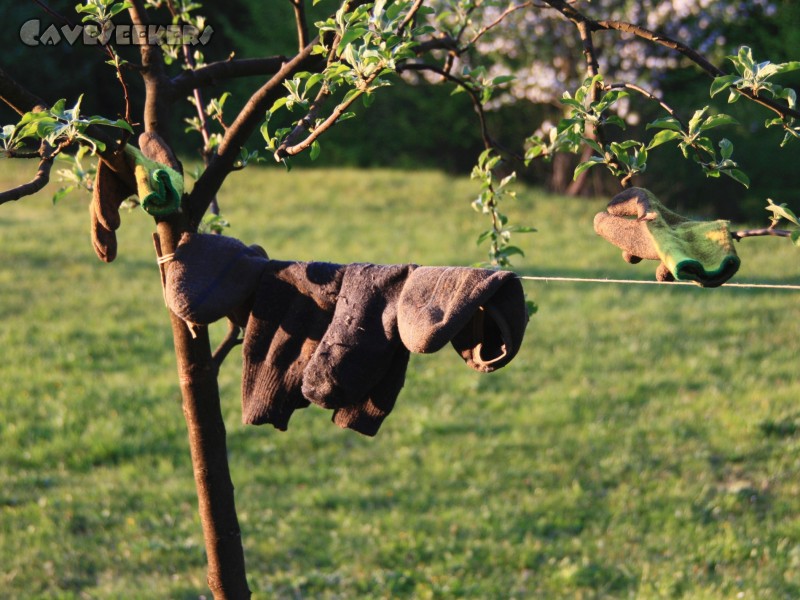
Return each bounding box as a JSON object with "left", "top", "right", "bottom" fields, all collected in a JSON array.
[{"left": 19, "top": 19, "right": 214, "bottom": 47}]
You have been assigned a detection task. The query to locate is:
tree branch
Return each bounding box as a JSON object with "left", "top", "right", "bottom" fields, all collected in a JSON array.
[
  {"left": 397, "top": 0, "right": 426, "bottom": 37},
  {"left": 170, "top": 57, "right": 289, "bottom": 98},
  {"left": 732, "top": 228, "right": 793, "bottom": 240},
  {"left": 595, "top": 20, "right": 800, "bottom": 121},
  {"left": 606, "top": 82, "right": 687, "bottom": 129},
  {"left": 212, "top": 320, "right": 244, "bottom": 373},
  {"left": 290, "top": 0, "right": 310, "bottom": 52},
  {"left": 465, "top": 1, "right": 533, "bottom": 48},
  {"left": 187, "top": 41, "right": 323, "bottom": 226},
  {"left": 540, "top": 0, "right": 800, "bottom": 122},
  {"left": 128, "top": 0, "right": 172, "bottom": 139},
  {"left": 0, "top": 66, "right": 48, "bottom": 116},
  {"left": 0, "top": 152, "right": 52, "bottom": 205}
]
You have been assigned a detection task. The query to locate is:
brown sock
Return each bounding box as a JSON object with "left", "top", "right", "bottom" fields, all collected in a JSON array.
[
  {"left": 242, "top": 261, "right": 345, "bottom": 429},
  {"left": 165, "top": 233, "right": 269, "bottom": 325},
  {"left": 331, "top": 344, "right": 411, "bottom": 436},
  {"left": 300, "top": 263, "right": 414, "bottom": 435},
  {"left": 398, "top": 266, "right": 528, "bottom": 373}
]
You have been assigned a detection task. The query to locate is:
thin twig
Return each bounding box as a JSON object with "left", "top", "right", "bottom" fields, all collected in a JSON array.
[
  {"left": 275, "top": 70, "right": 381, "bottom": 159},
  {"left": 732, "top": 228, "right": 793, "bottom": 240},
  {"left": 0, "top": 66, "right": 48, "bottom": 116},
  {"left": 33, "top": 0, "right": 134, "bottom": 127},
  {"left": 397, "top": 0, "right": 426, "bottom": 37},
  {"left": 166, "top": 0, "right": 219, "bottom": 213},
  {"left": 465, "top": 1, "right": 533, "bottom": 48},
  {"left": 540, "top": 0, "right": 800, "bottom": 122},
  {"left": 595, "top": 20, "right": 800, "bottom": 122},
  {"left": 187, "top": 40, "right": 323, "bottom": 226},
  {"left": 399, "top": 62, "right": 494, "bottom": 150},
  {"left": 212, "top": 320, "right": 243, "bottom": 373},
  {"left": 274, "top": 32, "right": 342, "bottom": 158},
  {"left": 606, "top": 82, "right": 687, "bottom": 129}
]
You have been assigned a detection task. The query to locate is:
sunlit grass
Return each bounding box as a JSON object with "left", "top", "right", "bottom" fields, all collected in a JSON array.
[{"left": 1, "top": 161, "right": 800, "bottom": 598}]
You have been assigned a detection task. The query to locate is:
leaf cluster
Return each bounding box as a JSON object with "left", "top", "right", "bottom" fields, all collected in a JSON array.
[
  {"left": 470, "top": 149, "right": 535, "bottom": 268},
  {"left": 712, "top": 46, "right": 800, "bottom": 146},
  {"left": 2, "top": 95, "right": 132, "bottom": 156}
]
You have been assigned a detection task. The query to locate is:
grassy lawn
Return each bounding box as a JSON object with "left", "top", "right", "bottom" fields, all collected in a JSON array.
[{"left": 1, "top": 162, "right": 800, "bottom": 599}]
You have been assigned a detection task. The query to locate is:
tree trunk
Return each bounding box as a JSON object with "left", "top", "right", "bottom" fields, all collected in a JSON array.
[{"left": 157, "top": 222, "right": 251, "bottom": 599}]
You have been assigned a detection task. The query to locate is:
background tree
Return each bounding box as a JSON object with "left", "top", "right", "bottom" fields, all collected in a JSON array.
[{"left": 1, "top": 0, "right": 799, "bottom": 597}]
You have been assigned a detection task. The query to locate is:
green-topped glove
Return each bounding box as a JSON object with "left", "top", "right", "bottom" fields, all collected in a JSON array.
[
  {"left": 593, "top": 187, "right": 741, "bottom": 288},
  {"left": 124, "top": 145, "right": 183, "bottom": 217},
  {"left": 90, "top": 132, "right": 182, "bottom": 262}
]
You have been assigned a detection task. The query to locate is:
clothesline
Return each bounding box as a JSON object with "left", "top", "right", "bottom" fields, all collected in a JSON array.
[{"left": 517, "top": 275, "right": 800, "bottom": 291}]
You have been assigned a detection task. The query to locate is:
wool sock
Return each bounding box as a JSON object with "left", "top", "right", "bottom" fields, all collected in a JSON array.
[
  {"left": 165, "top": 233, "right": 269, "bottom": 326},
  {"left": 398, "top": 266, "right": 528, "bottom": 372},
  {"left": 242, "top": 260, "right": 345, "bottom": 429},
  {"left": 301, "top": 263, "right": 413, "bottom": 433},
  {"left": 331, "top": 344, "right": 411, "bottom": 436}
]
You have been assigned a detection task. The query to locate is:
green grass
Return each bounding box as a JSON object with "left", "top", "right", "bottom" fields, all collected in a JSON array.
[{"left": 2, "top": 162, "right": 800, "bottom": 599}]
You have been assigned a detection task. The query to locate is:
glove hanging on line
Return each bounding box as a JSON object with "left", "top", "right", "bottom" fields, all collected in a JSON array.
[{"left": 593, "top": 187, "right": 740, "bottom": 288}]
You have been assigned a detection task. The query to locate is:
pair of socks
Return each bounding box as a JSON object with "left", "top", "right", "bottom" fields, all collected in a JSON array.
[{"left": 164, "top": 234, "right": 530, "bottom": 436}]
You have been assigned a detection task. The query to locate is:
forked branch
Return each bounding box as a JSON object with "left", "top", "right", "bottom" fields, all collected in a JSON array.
[{"left": 187, "top": 40, "right": 323, "bottom": 225}]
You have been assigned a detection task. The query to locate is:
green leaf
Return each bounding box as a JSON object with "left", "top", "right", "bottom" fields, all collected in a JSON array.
[
  {"left": 342, "top": 88, "right": 361, "bottom": 106},
  {"left": 476, "top": 230, "right": 495, "bottom": 246},
  {"left": 646, "top": 116, "right": 682, "bottom": 132},
  {"left": 611, "top": 140, "right": 640, "bottom": 151},
  {"left": 688, "top": 107, "right": 709, "bottom": 134},
  {"left": 583, "top": 138, "right": 603, "bottom": 154},
  {"left": 604, "top": 115, "right": 627, "bottom": 129},
  {"left": 724, "top": 168, "right": 750, "bottom": 188},
  {"left": 337, "top": 27, "right": 368, "bottom": 53},
  {"left": 491, "top": 75, "right": 516, "bottom": 86},
  {"left": 499, "top": 246, "right": 525, "bottom": 258},
  {"left": 719, "top": 138, "right": 734, "bottom": 159},
  {"left": 269, "top": 97, "right": 289, "bottom": 113},
  {"left": 647, "top": 129, "right": 682, "bottom": 150},
  {"left": 776, "top": 61, "right": 800, "bottom": 75},
  {"left": 573, "top": 158, "right": 604, "bottom": 180},
  {"left": 791, "top": 230, "right": 800, "bottom": 247},
  {"left": 560, "top": 97, "right": 584, "bottom": 111},
  {"left": 766, "top": 198, "right": 800, "bottom": 226},
  {"left": 309, "top": 140, "right": 321, "bottom": 161},
  {"left": 86, "top": 116, "right": 134, "bottom": 133},
  {"left": 710, "top": 74, "right": 739, "bottom": 98},
  {"left": 52, "top": 186, "right": 73, "bottom": 205},
  {"left": 700, "top": 113, "right": 738, "bottom": 131}
]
